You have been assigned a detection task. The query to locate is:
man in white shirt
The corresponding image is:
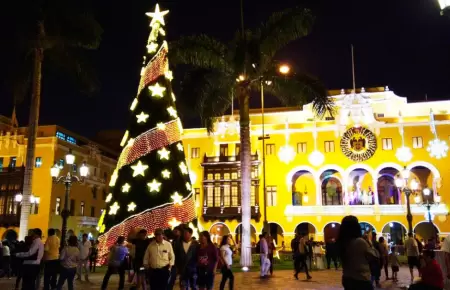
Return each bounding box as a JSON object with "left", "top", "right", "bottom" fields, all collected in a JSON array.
[
  {"left": 16, "top": 228, "right": 44, "bottom": 290},
  {"left": 144, "top": 228, "right": 175, "bottom": 290},
  {"left": 77, "top": 233, "right": 92, "bottom": 282},
  {"left": 441, "top": 234, "right": 450, "bottom": 280},
  {"left": 405, "top": 232, "right": 420, "bottom": 281},
  {"left": 259, "top": 232, "right": 270, "bottom": 278}
]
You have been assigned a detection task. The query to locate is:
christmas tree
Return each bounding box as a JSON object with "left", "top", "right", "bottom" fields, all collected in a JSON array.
[{"left": 97, "top": 4, "right": 195, "bottom": 254}]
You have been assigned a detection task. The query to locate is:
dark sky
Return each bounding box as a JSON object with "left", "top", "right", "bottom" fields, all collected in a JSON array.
[{"left": 2, "top": 0, "right": 450, "bottom": 137}]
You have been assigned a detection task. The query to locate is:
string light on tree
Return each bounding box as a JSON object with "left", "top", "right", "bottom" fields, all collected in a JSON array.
[
  {"left": 105, "top": 193, "right": 112, "bottom": 203},
  {"left": 179, "top": 162, "right": 188, "bottom": 174},
  {"left": 171, "top": 93, "right": 176, "bottom": 101},
  {"left": 157, "top": 148, "right": 170, "bottom": 160},
  {"left": 146, "top": 4, "right": 169, "bottom": 27},
  {"left": 136, "top": 112, "right": 150, "bottom": 123},
  {"left": 122, "top": 183, "right": 131, "bottom": 193},
  {"left": 130, "top": 98, "right": 138, "bottom": 111},
  {"left": 161, "top": 169, "right": 171, "bottom": 179},
  {"left": 131, "top": 161, "right": 149, "bottom": 177},
  {"left": 147, "top": 179, "right": 162, "bottom": 193},
  {"left": 109, "top": 170, "right": 118, "bottom": 186},
  {"left": 120, "top": 131, "right": 129, "bottom": 147},
  {"left": 109, "top": 202, "right": 120, "bottom": 215},
  {"left": 148, "top": 83, "right": 166, "bottom": 98},
  {"left": 167, "top": 106, "right": 178, "bottom": 118},
  {"left": 147, "top": 42, "right": 159, "bottom": 53},
  {"left": 168, "top": 217, "right": 181, "bottom": 229},
  {"left": 165, "top": 70, "right": 173, "bottom": 81},
  {"left": 176, "top": 143, "right": 184, "bottom": 151},
  {"left": 157, "top": 122, "right": 166, "bottom": 130},
  {"left": 128, "top": 202, "right": 137, "bottom": 212},
  {"left": 186, "top": 182, "right": 192, "bottom": 191},
  {"left": 171, "top": 192, "right": 183, "bottom": 205}
]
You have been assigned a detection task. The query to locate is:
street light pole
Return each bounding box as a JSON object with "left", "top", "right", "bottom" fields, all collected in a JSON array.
[
  {"left": 60, "top": 176, "right": 72, "bottom": 249},
  {"left": 404, "top": 188, "right": 413, "bottom": 234},
  {"left": 260, "top": 80, "right": 268, "bottom": 233}
]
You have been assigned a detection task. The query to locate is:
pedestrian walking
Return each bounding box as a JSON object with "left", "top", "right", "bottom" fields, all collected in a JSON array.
[
  {"left": 56, "top": 236, "right": 80, "bottom": 290},
  {"left": 378, "top": 236, "right": 389, "bottom": 280},
  {"left": 409, "top": 250, "right": 444, "bottom": 290},
  {"left": 144, "top": 228, "right": 175, "bottom": 290},
  {"left": 268, "top": 236, "right": 275, "bottom": 276},
  {"left": 89, "top": 240, "right": 99, "bottom": 273},
  {"left": 76, "top": 233, "right": 91, "bottom": 282},
  {"left": 294, "top": 233, "right": 312, "bottom": 280},
  {"left": 168, "top": 226, "right": 182, "bottom": 290},
  {"left": 44, "top": 228, "right": 60, "bottom": 290},
  {"left": 291, "top": 233, "right": 301, "bottom": 279},
  {"left": 338, "top": 216, "right": 378, "bottom": 290},
  {"left": 326, "top": 238, "right": 338, "bottom": 270},
  {"left": 132, "top": 229, "right": 151, "bottom": 289},
  {"left": 2, "top": 241, "right": 11, "bottom": 279},
  {"left": 13, "top": 237, "right": 32, "bottom": 290},
  {"left": 389, "top": 249, "right": 399, "bottom": 282},
  {"left": 16, "top": 228, "right": 44, "bottom": 290},
  {"left": 101, "top": 236, "right": 129, "bottom": 290},
  {"left": 196, "top": 231, "right": 218, "bottom": 290},
  {"left": 173, "top": 227, "right": 198, "bottom": 290},
  {"left": 259, "top": 232, "right": 270, "bottom": 278},
  {"left": 219, "top": 235, "right": 234, "bottom": 290},
  {"left": 405, "top": 232, "right": 421, "bottom": 281}
]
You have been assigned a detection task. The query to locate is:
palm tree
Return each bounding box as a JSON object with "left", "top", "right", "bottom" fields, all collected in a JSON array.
[
  {"left": 6, "top": 0, "right": 102, "bottom": 240},
  {"left": 170, "top": 6, "right": 333, "bottom": 267}
]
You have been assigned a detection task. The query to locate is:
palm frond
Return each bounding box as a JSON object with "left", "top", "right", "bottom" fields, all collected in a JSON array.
[
  {"left": 178, "top": 68, "right": 233, "bottom": 132},
  {"left": 263, "top": 73, "right": 334, "bottom": 118},
  {"left": 258, "top": 7, "right": 314, "bottom": 69},
  {"left": 169, "top": 35, "right": 231, "bottom": 73}
]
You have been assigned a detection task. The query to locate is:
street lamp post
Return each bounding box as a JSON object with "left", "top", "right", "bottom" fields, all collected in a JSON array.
[
  {"left": 50, "top": 149, "right": 88, "bottom": 249},
  {"left": 415, "top": 187, "right": 441, "bottom": 239},
  {"left": 395, "top": 166, "right": 417, "bottom": 234}
]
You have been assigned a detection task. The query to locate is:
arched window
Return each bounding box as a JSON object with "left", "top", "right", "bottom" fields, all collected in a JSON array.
[{"left": 321, "top": 177, "right": 342, "bottom": 205}]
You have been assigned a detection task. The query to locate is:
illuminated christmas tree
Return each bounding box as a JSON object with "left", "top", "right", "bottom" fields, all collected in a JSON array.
[{"left": 97, "top": 3, "right": 195, "bottom": 253}]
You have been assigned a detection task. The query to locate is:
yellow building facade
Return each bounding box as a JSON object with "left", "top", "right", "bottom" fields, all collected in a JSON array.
[
  {"left": 183, "top": 87, "right": 450, "bottom": 247},
  {"left": 0, "top": 116, "right": 116, "bottom": 241}
]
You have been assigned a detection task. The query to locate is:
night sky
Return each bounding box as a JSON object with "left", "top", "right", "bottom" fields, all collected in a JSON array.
[{"left": 1, "top": 0, "right": 450, "bottom": 138}]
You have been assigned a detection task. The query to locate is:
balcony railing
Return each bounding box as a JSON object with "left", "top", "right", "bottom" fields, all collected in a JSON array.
[
  {"left": 284, "top": 204, "right": 449, "bottom": 216},
  {"left": 203, "top": 206, "right": 261, "bottom": 221},
  {"left": 0, "top": 214, "right": 20, "bottom": 227},
  {"left": 202, "top": 153, "right": 259, "bottom": 164},
  {"left": 75, "top": 216, "right": 99, "bottom": 226}
]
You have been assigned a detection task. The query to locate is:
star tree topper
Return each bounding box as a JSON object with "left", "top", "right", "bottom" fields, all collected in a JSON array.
[{"left": 146, "top": 4, "right": 169, "bottom": 27}]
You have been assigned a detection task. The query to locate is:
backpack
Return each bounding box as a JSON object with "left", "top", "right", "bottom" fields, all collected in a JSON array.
[{"left": 255, "top": 241, "right": 261, "bottom": 254}]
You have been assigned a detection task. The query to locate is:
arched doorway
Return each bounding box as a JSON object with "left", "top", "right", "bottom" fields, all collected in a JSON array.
[
  {"left": 291, "top": 170, "right": 315, "bottom": 206},
  {"left": 377, "top": 173, "right": 399, "bottom": 204},
  {"left": 382, "top": 222, "right": 407, "bottom": 244},
  {"left": 414, "top": 222, "right": 439, "bottom": 241},
  {"left": 295, "top": 222, "right": 316, "bottom": 238},
  {"left": 409, "top": 166, "right": 435, "bottom": 203},
  {"left": 320, "top": 172, "right": 343, "bottom": 205},
  {"left": 209, "top": 223, "right": 231, "bottom": 245},
  {"left": 235, "top": 224, "right": 257, "bottom": 246},
  {"left": 324, "top": 222, "right": 340, "bottom": 241},
  {"left": 2, "top": 229, "right": 18, "bottom": 242},
  {"left": 360, "top": 222, "right": 376, "bottom": 235},
  {"left": 265, "top": 223, "right": 284, "bottom": 245},
  {"left": 347, "top": 168, "right": 374, "bottom": 205}
]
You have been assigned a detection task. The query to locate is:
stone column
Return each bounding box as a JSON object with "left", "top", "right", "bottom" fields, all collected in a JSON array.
[{"left": 373, "top": 178, "right": 379, "bottom": 205}]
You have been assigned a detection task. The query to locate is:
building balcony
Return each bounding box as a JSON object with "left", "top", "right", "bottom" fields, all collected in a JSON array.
[
  {"left": 84, "top": 175, "right": 107, "bottom": 187},
  {"left": 0, "top": 214, "right": 20, "bottom": 227},
  {"left": 203, "top": 206, "right": 261, "bottom": 222},
  {"left": 202, "top": 153, "right": 260, "bottom": 165},
  {"left": 74, "top": 216, "right": 99, "bottom": 226},
  {"left": 284, "top": 204, "right": 449, "bottom": 217}
]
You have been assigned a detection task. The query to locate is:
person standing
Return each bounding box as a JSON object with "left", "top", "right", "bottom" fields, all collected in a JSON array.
[
  {"left": 378, "top": 236, "right": 389, "bottom": 280},
  {"left": 56, "top": 236, "right": 80, "bottom": 290},
  {"left": 77, "top": 233, "right": 91, "bottom": 282},
  {"left": 101, "top": 236, "right": 129, "bottom": 290},
  {"left": 219, "top": 235, "right": 234, "bottom": 290},
  {"left": 16, "top": 228, "right": 44, "bottom": 290},
  {"left": 441, "top": 234, "right": 450, "bottom": 284},
  {"left": 409, "top": 250, "right": 444, "bottom": 290},
  {"left": 14, "top": 237, "right": 33, "bottom": 290},
  {"left": 326, "top": 238, "right": 338, "bottom": 270},
  {"left": 259, "top": 232, "right": 270, "bottom": 278},
  {"left": 133, "top": 229, "right": 151, "bottom": 289},
  {"left": 291, "top": 233, "right": 300, "bottom": 279},
  {"left": 389, "top": 249, "right": 400, "bottom": 282},
  {"left": 176, "top": 227, "right": 198, "bottom": 290},
  {"left": 168, "top": 226, "right": 182, "bottom": 290},
  {"left": 3, "top": 241, "right": 11, "bottom": 279},
  {"left": 405, "top": 232, "right": 420, "bottom": 281},
  {"left": 144, "top": 228, "right": 175, "bottom": 290},
  {"left": 89, "top": 240, "right": 99, "bottom": 273},
  {"left": 196, "top": 231, "right": 218, "bottom": 290},
  {"left": 268, "top": 236, "right": 275, "bottom": 276},
  {"left": 44, "top": 228, "right": 60, "bottom": 290},
  {"left": 338, "top": 216, "right": 378, "bottom": 290},
  {"left": 294, "top": 233, "right": 312, "bottom": 280}
]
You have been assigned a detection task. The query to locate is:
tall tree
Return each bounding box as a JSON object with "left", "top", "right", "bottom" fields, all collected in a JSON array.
[
  {"left": 4, "top": 0, "right": 102, "bottom": 240},
  {"left": 170, "top": 6, "right": 333, "bottom": 267}
]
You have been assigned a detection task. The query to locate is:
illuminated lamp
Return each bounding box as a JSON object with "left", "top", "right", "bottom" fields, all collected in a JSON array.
[
  {"left": 278, "top": 145, "right": 295, "bottom": 164},
  {"left": 395, "top": 146, "right": 412, "bottom": 163},
  {"left": 308, "top": 150, "right": 325, "bottom": 167},
  {"left": 427, "top": 138, "right": 449, "bottom": 159}
]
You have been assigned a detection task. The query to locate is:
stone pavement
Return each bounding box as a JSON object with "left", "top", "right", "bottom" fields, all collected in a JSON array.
[{"left": 0, "top": 266, "right": 417, "bottom": 289}]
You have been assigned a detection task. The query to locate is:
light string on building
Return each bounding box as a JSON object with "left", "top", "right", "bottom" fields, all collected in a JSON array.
[
  {"left": 308, "top": 120, "right": 325, "bottom": 167},
  {"left": 427, "top": 109, "right": 449, "bottom": 159},
  {"left": 395, "top": 111, "right": 413, "bottom": 163},
  {"left": 278, "top": 119, "right": 295, "bottom": 164}
]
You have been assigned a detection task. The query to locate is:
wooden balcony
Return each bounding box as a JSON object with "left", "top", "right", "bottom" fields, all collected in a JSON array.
[
  {"left": 203, "top": 206, "right": 261, "bottom": 222},
  {"left": 0, "top": 214, "right": 21, "bottom": 227},
  {"left": 202, "top": 153, "right": 260, "bottom": 165}
]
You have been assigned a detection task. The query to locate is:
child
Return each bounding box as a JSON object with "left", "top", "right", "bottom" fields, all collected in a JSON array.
[{"left": 389, "top": 249, "right": 400, "bottom": 282}]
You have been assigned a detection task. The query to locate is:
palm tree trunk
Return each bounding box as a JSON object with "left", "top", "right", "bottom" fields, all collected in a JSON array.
[
  {"left": 238, "top": 87, "right": 252, "bottom": 267},
  {"left": 18, "top": 44, "right": 43, "bottom": 240}
]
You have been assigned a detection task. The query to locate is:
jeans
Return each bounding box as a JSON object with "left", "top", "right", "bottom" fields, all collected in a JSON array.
[
  {"left": 326, "top": 254, "right": 338, "bottom": 269},
  {"left": 342, "top": 277, "right": 374, "bottom": 290},
  {"left": 167, "top": 266, "right": 177, "bottom": 290},
  {"left": 260, "top": 254, "right": 270, "bottom": 277},
  {"left": 149, "top": 267, "right": 171, "bottom": 290},
  {"left": 57, "top": 267, "right": 76, "bottom": 290},
  {"left": 219, "top": 266, "right": 234, "bottom": 290},
  {"left": 294, "top": 254, "right": 310, "bottom": 277},
  {"left": 180, "top": 268, "right": 197, "bottom": 290},
  {"left": 89, "top": 256, "right": 97, "bottom": 273},
  {"left": 3, "top": 256, "right": 11, "bottom": 278},
  {"left": 101, "top": 263, "right": 126, "bottom": 290},
  {"left": 77, "top": 259, "right": 89, "bottom": 280},
  {"left": 381, "top": 256, "right": 389, "bottom": 278},
  {"left": 44, "top": 259, "right": 60, "bottom": 290},
  {"left": 21, "top": 264, "right": 41, "bottom": 290},
  {"left": 268, "top": 253, "right": 274, "bottom": 275}
]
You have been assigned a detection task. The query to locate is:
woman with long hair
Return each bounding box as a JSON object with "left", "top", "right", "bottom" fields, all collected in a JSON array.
[
  {"left": 219, "top": 235, "right": 234, "bottom": 290},
  {"left": 57, "top": 236, "right": 80, "bottom": 290},
  {"left": 197, "top": 231, "right": 219, "bottom": 290},
  {"left": 337, "top": 215, "right": 378, "bottom": 290}
]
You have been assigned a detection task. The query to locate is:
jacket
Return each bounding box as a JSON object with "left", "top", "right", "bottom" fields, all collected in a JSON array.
[{"left": 173, "top": 239, "right": 199, "bottom": 274}]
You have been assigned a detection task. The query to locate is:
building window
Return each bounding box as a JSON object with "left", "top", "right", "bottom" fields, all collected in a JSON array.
[
  {"left": 0, "top": 197, "right": 4, "bottom": 215},
  {"left": 9, "top": 157, "right": 16, "bottom": 168},
  {"left": 207, "top": 173, "right": 213, "bottom": 180},
  {"left": 297, "top": 142, "right": 307, "bottom": 153},
  {"left": 31, "top": 197, "right": 39, "bottom": 214},
  {"left": 382, "top": 138, "right": 393, "bottom": 150},
  {"left": 56, "top": 197, "right": 61, "bottom": 215},
  {"left": 231, "top": 172, "right": 238, "bottom": 180},
  {"left": 223, "top": 186, "right": 231, "bottom": 207},
  {"left": 206, "top": 187, "right": 213, "bottom": 207},
  {"left": 266, "top": 144, "right": 275, "bottom": 155},
  {"left": 90, "top": 206, "right": 95, "bottom": 217},
  {"left": 324, "top": 141, "right": 335, "bottom": 153},
  {"left": 103, "top": 172, "right": 108, "bottom": 182},
  {"left": 250, "top": 186, "right": 256, "bottom": 206},
  {"left": 251, "top": 168, "right": 259, "bottom": 179},
  {"left": 191, "top": 147, "right": 200, "bottom": 159},
  {"left": 72, "top": 164, "right": 77, "bottom": 173},
  {"left": 267, "top": 186, "right": 277, "bottom": 206},
  {"left": 70, "top": 199, "right": 75, "bottom": 216},
  {"left": 224, "top": 173, "right": 230, "bottom": 180},
  {"left": 35, "top": 157, "right": 42, "bottom": 168},
  {"left": 6, "top": 196, "right": 15, "bottom": 214},
  {"left": 92, "top": 186, "right": 97, "bottom": 199},
  {"left": 214, "top": 173, "right": 221, "bottom": 180},
  {"left": 231, "top": 184, "right": 239, "bottom": 206},
  {"left": 58, "top": 159, "right": 64, "bottom": 168},
  {"left": 235, "top": 144, "right": 240, "bottom": 156},
  {"left": 220, "top": 144, "right": 228, "bottom": 156},
  {"left": 102, "top": 190, "right": 107, "bottom": 201},
  {"left": 80, "top": 201, "right": 85, "bottom": 216},
  {"left": 214, "top": 185, "right": 221, "bottom": 207},
  {"left": 412, "top": 137, "right": 423, "bottom": 149}
]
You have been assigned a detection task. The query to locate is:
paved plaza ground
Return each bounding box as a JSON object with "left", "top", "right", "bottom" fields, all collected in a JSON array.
[{"left": 0, "top": 266, "right": 418, "bottom": 290}]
